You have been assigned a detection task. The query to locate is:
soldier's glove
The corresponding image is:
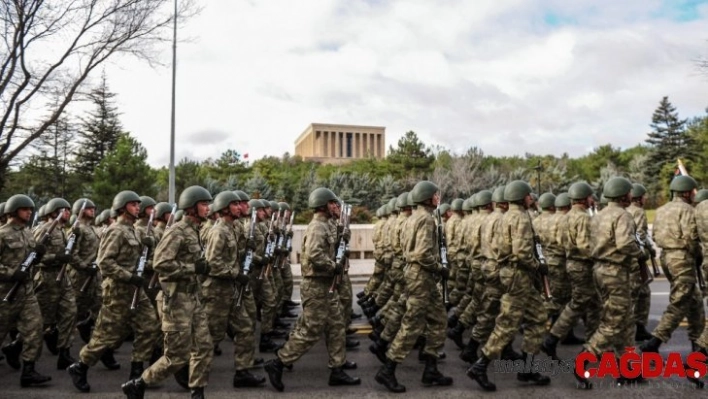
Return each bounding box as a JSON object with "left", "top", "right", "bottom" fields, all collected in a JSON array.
[
  {"left": 246, "top": 238, "right": 257, "bottom": 251},
  {"left": 71, "top": 227, "right": 82, "bottom": 239},
  {"left": 438, "top": 266, "right": 450, "bottom": 280},
  {"left": 340, "top": 229, "right": 351, "bottom": 243},
  {"left": 286, "top": 230, "right": 294, "bottom": 239},
  {"left": 55, "top": 253, "right": 73, "bottom": 264},
  {"left": 34, "top": 243, "right": 47, "bottom": 257},
  {"left": 333, "top": 262, "right": 344, "bottom": 275},
  {"left": 128, "top": 275, "right": 145, "bottom": 287},
  {"left": 141, "top": 236, "right": 155, "bottom": 249},
  {"left": 83, "top": 266, "right": 98, "bottom": 276},
  {"left": 537, "top": 262, "right": 549, "bottom": 276},
  {"left": 11, "top": 269, "right": 30, "bottom": 283},
  {"left": 648, "top": 246, "right": 657, "bottom": 258},
  {"left": 235, "top": 273, "right": 250, "bottom": 286},
  {"left": 195, "top": 258, "right": 210, "bottom": 275}
]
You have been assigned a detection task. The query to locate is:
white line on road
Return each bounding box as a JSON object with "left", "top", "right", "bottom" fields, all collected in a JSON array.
[{"left": 651, "top": 292, "right": 669, "bottom": 295}]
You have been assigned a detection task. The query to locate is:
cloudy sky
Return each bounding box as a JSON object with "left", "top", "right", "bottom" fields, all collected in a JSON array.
[{"left": 101, "top": 0, "right": 708, "bottom": 167}]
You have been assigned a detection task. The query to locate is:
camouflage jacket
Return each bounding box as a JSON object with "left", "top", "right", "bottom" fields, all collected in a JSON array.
[
  {"left": 533, "top": 210, "right": 563, "bottom": 258},
  {"left": 33, "top": 217, "right": 67, "bottom": 269},
  {"left": 564, "top": 205, "right": 593, "bottom": 261},
  {"left": 482, "top": 207, "right": 505, "bottom": 263},
  {"left": 69, "top": 219, "right": 100, "bottom": 272},
  {"left": 467, "top": 211, "right": 488, "bottom": 262},
  {"left": 0, "top": 221, "right": 36, "bottom": 286},
  {"left": 96, "top": 215, "right": 142, "bottom": 282},
  {"left": 445, "top": 213, "right": 463, "bottom": 261},
  {"left": 153, "top": 217, "right": 204, "bottom": 283},
  {"left": 204, "top": 218, "right": 240, "bottom": 280},
  {"left": 372, "top": 217, "right": 386, "bottom": 260},
  {"left": 403, "top": 206, "right": 439, "bottom": 273},
  {"left": 591, "top": 202, "right": 641, "bottom": 265},
  {"left": 695, "top": 201, "right": 708, "bottom": 259},
  {"left": 153, "top": 221, "right": 167, "bottom": 243},
  {"left": 199, "top": 218, "right": 215, "bottom": 246},
  {"left": 652, "top": 197, "right": 699, "bottom": 256},
  {"left": 499, "top": 203, "right": 537, "bottom": 270},
  {"left": 627, "top": 203, "right": 649, "bottom": 243},
  {"left": 301, "top": 213, "right": 336, "bottom": 277},
  {"left": 392, "top": 213, "right": 408, "bottom": 263}
]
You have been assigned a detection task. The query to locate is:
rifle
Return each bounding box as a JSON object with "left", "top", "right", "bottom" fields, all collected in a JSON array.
[
  {"left": 285, "top": 211, "right": 295, "bottom": 253},
  {"left": 235, "top": 210, "right": 258, "bottom": 308},
  {"left": 434, "top": 203, "right": 450, "bottom": 306},
  {"left": 57, "top": 200, "right": 87, "bottom": 283},
  {"left": 148, "top": 204, "right": 177, "bottom": 290},
  {"left": 527, "top": 213, "right": 552, "bottom": 300},
  {"left": 644, "top": 235, "right": 661, "bottom": 277},
  {"left": 635, "top": 233, "right": 654, "bottom": 285},
  {"left": 31, "top": 212, "right": 38, "bottom": 229},
  {"left": 258, "top": 212, "right": 277, "bottom": 280},
  {"left": 329, "top": 204, "right": 351, "bottom": 295},
  {"left": 79, "top": 262, "right": 98, "bottom": 293},
  {"left": 131, "top": 211, "right": 155, "bottom": 311},
  {"left": 4, "top": 213, "right": 63, "bottom": 302}
]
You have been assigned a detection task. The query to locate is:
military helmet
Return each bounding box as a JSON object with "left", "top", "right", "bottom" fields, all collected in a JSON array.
[
  {"left": 72, "top": 198, "right": 96, "bottom": 215},
  {"left": 213, "top": 191, "right": 240, "bottom": 214},
  {"left": 504, "top": 180, "right": 533, "bottom": 202},
  {"left": 406, "top": 192, "right": 414, "bottom": 207},
  {"left": 375, "top": 207, "right": 381, "bottom": 218},
  {"left": 308, "top": 187, "right": 337, "bottom": 209},
  {"left": 600, "top": 194, "right": 608, "bottom": 205},
  {"left": 396, "top": 192, "right": 409, "bottom": 209},
  {"left": 451, "top": 198, "right": 464, "bottom": 211},
  {"left": 669, "top": 175, "right": 697, "bottom": 193},
  {"left": 568, "top": 182, "right": 594, "bottom": 200},
  {"left": 630, "top": 183, "right": 647, "bottom": 199},
  {"left": 477, "top": 190, "right": 493, "bottom": 207},
  {"left": 438, "top": 203, "right": 451, "bottom": 215},
  {"left": 5, "top": 195, "right": 35, "bottom": 214},
  {"left": 179, "top": 186, "right": 213, "bottom": 210},
  {"left": 248, "top": 199, "right": 266, "bottom": 214},
  {"left": 462, "top": 198, "right": 473, "bottom": 211},
  {"left": 492, "top": 186, "right": 506, "bottom": 203},
  {"left": 278, "top": 202, "right": 291, "bottom": 211},
  {"left": 603, "top": 177, "right": 633, "bottom": 199},
  {"left": 154, "top": 202, "right": 173, "bottom": 219},
  {"left": 234, "top": 190, "right": 250, "bottom": 201},
  {"left": 138, "top": 196, "right": 157, "bottom": 216},
  {"left": 268, "top": 200, "right": 279, "bottom": 212},
  {"left": 99, "top": 209, "right": 112, "bottom": 224},
  {"left": 110, "top": 208, "right": 118, "bottom": 219},
  {"left": 69, "top": 214, "right": 77, "bottom": 226},
  {"left": 538, "top": 193, "right": 556, "bottom": 209},
  {"left": 695, "top": 189, "right": 708, "bottom": 203},
  {"left": 112, "top": 191, "right": 141, "bottom": 212},
  {"left": 410, "top": 181, "right": 439, "bottom": 204},
  {"left": 175, "top": 210, "right": 184, "bottom": 222},
  {"left": 467, "top": 193, "right": 479, "bottom": 209},
  {"left": 0, "top": 202, "right": 5, "bottom": 216},
  {"left": 45, "top": 197, "right": 71, "bottom": 215},
  {"left": 554, "top": 193, "right": 571, "bottom": 208},
  {"left": 37, "top": 204, "right": 47, "bottom": 219},
  {"left": 94, "top": 211, "right": 103, "bottom": 226}
]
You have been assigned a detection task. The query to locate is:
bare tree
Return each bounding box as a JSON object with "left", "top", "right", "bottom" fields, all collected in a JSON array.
[{"left": 0, "top": 0, "right": 196, "bottom": 190}]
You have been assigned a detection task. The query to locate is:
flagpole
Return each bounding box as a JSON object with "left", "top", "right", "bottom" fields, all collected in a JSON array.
[{"left": 168, "top": 0, "right": 178, "bottom": 204}]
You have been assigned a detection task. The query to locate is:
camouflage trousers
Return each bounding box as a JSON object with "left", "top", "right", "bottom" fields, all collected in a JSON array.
[
  {"left": 337, "top": 273, "right": 353, "bottom": 327},
  {"left": 386, "top": 264, "right": 446, "bottom": 363},
  {"left": 79, "top": 279, "right": 160, "bottom": 365},
  {"left": 634, "top": 282, "right": 651, "bottom": 327},
  {"left": 550, "top": 260, "right": 601, "bottom": 341},
  {"left": 202, "top": 278, "right": 236, "bottom": 347},
  {"left": 381, "top": 294, "right": 407, "bottom": 342},
  {"left": 458, "top": 260, "right": 484, "bottom": 327},
  {"left": 143, "top": 289, "right": 213, "bottom": 388},
  {"left": 273, "top": 262, "right": 284, "bottom": 309},
  {"left": 449, "top": 258, "right": 470, "bottom": 306},
  {"left": 0, "top": 282, "right": 43, "bottom": 362},
  {"left": 545, "top": 256, "right": 571, "bottom": 317},
  {"left": 375, "top": 261, "right": 404, "bottom": 308},
  {"left": 470, "top": 261, "right": 504, "bottom": 343},
  {"left": 364, "top": 260, "right": 386, "bottom": 296},
  {"left": 652, "top": 250, "right": 705, "bottom": 343},
  {"left": 250, "top": 265, "right": 277, "bottom": 334},
  {"left": 585, "top": 263, "right": 632, "bottom": 356},
  {"left": 68, "top": 268, "right": 102, "bottom": 320},
  {"left": 280, "top": 257, "right": 294, "bottom": 302},
  {"left": 278, "top": 277, "right": 346, "bottom": 368},
  {"left": 229, "top": 285, "right": 257, "bottom": 370},
  {"left": 34, "top": 268, "right": 77, "bottom": 349},
  {"left": 482, "top": 266, "right": 547, "bottom": 358}
]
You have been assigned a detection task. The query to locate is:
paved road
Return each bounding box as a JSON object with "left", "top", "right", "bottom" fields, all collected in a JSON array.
[{"left": 1, "top": 278, "right": 705, "bottom": 398}]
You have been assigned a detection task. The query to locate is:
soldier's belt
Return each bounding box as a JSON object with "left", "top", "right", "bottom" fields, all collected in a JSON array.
[
  {"left": 172, "top": 282, "right": 198, "bottom": 294},
  {"left": 567, "top": 258, "right": 594, "bottom": 264}
]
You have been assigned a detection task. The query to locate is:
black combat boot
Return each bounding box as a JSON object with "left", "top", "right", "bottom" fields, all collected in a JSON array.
[
  {"left": 121, "top": 377, "right": 146, "bottom": 399},
  {"left": 574, "top": 350, "right": 592, "bottom": 389},
  {"left": 346, "top": 327, "right": 357, "bottom": 335},
  {"left": 233, "top": 369, "right": 266, "bottom": 387},
  {"left": 356, "top": 290, "right": 366, "bottom": 299},
  {"left": 283, "top": 299, "right": 300, "bottom": 307},
  {"left": 174, "top": 365, "right": 190, "bottom": 390},
  {"left": 57, "top": 347, "right": 77, "bottom": 370},
  {"left": 501, "top": 342, "right": 523, "bottom": 361},
  {"left": 44, "top": 326, "right": 58, "bottom": 355},
  {"left": 213, "top": 344, "right": 222, "bottom": 356},
  {"left": 375, "top": 358, "right": 406, "bottom": 393},
  {"left": 264, "top": 357, "right": 285, "bottom": 391},
  {"left": 67, "top": 361, "right": 90, "bottom": 392},
  {"left": 413, "top": 336, "right": 426, "bottom": 350},
  {"left": 369, "top": 338, "right": 389, "bottom": 364},
  {"left": 639, "top": 336, "right": 662, "bottom": 353},
  {"left": 2, "top": 339, "right": 23, "bottom": 370},
  {"left": 260, "top": 334, "right": 279, "bottom": 352},
  {"left": 345, "top": 337, "right": 360, "bottom": 349},
  {"left": 421, "top": 355, "right": 453, "bottom": 386},
  {"left": 129, "top": 361, "right": 144, "bottom": 380},
  {"left": 76, "top": 317, "right": 94, "bottom": 344},
  {"left": 268, "top": 330, "right": 288, "bottom": 339},
  {"left": 191, "top": 386, "right": 205, "bottom": 399},
  {"left": 541, "top": 333, "right": 560, "bottom": 360},
  {"left": 20, "top": 361, "right": 52, "bottom": 388},
  {"left": 329, "top": 367, "right": 361, "bottom": 386},
  {"left": 280, "top": 308, "right": 298, "bottom": 318},
  {"left": 447, "top": 313, "right": 459, "bottom": 329},
  {"left": 101, "top": 348, "right": 121, "bottom": 370},
  {"left": 447, "top": 323, "right": 466, "bottom": 349},
  {"left": 635, "top": 323, "right": 652, "bottom": 341},
  {"left": 467, "top": 355, "right": 496, "bottom": 391},
  {"left": 517, "top": 352, "right": 551, "bottom": 385},
  {"left": 343, "top": 359, "right": 357, "bottom": 369},
  {"left": 273, "top": 318, "right": 291, "bottom": 329},
  {"left": 561, "top": 328, "right": 585, "bottom": 345},
  {"left": 460, "top": 338, "right": 480, "bottom": 364}
]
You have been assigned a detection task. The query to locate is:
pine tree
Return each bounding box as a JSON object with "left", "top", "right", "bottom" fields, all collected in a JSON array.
[{"left": 645, "top": 96, "right": 697, "bottom": 181}]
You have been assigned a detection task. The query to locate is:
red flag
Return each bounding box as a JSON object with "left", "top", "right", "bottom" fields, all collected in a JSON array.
[{"left": 243, "top": 153, "right": 249, "bottom": 160}]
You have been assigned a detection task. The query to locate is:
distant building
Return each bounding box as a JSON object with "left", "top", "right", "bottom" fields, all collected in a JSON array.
[{"left": 294, "top": 123, "right": 385, "bottom": 165}]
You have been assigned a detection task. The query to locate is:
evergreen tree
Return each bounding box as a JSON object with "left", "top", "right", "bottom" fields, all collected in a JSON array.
[
  {"left": 244, "top": 171, "right": 272, "bottom": 200},
  {"left": 387, "top": 131, "right": 435, "bottom": 177},
  {"left": 645, "top": 96, "right": 697, "bottom": 184}
]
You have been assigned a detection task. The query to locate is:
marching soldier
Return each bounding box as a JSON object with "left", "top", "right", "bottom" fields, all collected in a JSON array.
[
  {"left": 152, "top": 202, "right": 174, "bottom": 242},
  {"left": 695, "top": 189, "right": 708, "bottom": 300},
  {"left": 68, "top": 191, "right": 161, "bottom": 392},
  {"left": 276, "top": 202, "right": 298, "bottom": 315},
  {"left": 264, "top": 187, "right": 360, "bottom": 391},
  {"left": 627, "top": 184, "right": 654, "bottom": 341},
  {"left": 361, "top": 206, "right": 387, "bottom": 299},
  {"left": 122, "top": 185, "right": 214, "bottom": 399},
  {"left": 134, "top": 196, "right": 158, "bottom": 306},
  {"left": 0, "top": 195, "right": 52, "bottom": 387},
  {"left": 446, "top": 198, "right": 465, "bottom": 306}
]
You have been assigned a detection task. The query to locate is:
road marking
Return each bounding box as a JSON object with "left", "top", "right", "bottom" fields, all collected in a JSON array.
[{"left": 651, "top": 292, "right": 669, "bottom": 295}]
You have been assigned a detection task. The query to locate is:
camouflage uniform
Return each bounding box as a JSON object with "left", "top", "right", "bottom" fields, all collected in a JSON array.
[
  {"left": 458, "top": 209, "right": 486, "bottom": 328},
  {"left": 650, "top": 197, "right": 705, "bottom": 344},
  {"left": 248, "top": 219, "right": 278, "bottom": 336},
  {"left": 386, "top": 206, "right": 446, "bottom": 362},
  {"left": 627, "top": 203, "right": 652, "bottom": 329},
  {"left": 550, "top": 204, "right": 600, "bottom": 341},
  {"left": 532, "top": 209, "right": 567, "bottom": 317},
  {"left": 134, "top": 218, "right": 158, "bottom": 305},
  {"left": 445, "top": 212, "right": 464, "bottom": 304},
  {"left": 78, "top": 216, "right": 160, "bottom": 365},
  {"left": 68, "top": 219, "right": 101, "bottom": 320},
  {"left": 141, "top": 217, "right": 213, "bottom": 389},
  {"left": 693, "top": 200, "right": 708, "bottom": 298},
  {"left": 584, "top": 202, "right": 641, "bottom": 356},
  {"left": 481, "top": 203, "right": 547, "bottom": 358},
  {"left": 375, "top": 212, "right": 407, "bottom": 317},
  {"left": 365, "top": 216, "right": 387, "bottom": 295}
]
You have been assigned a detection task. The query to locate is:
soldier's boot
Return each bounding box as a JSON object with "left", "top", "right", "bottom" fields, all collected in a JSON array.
[
  {"left": 100, "top": 348, "right": 121, "bottom": 370},
  {"left": 356, "top": 291, "right": 366, "bottom": 299},
  {"left": 541, "top": 333, "right": 561, "bottom": 360},
  {"left": 128, "top": 361, "right": 144, "bottom": 380},
  {"left": 346, "top": 327, "right": 357, "bottom": 335},
  {"left": 267, "top": 330, "right": 288, "bottom": 339},
  {"left": 283, "top": 299, "right": 299, "bottom": 307},
  {"left": 343, "top": 359, "right": 357, "bottom": 369},
  {"left": 447, "top": 313, "right": 459, "bottom": 329},
  {"left": 226, "top": 325, "right": 236, "bottom": 340},
  {"left": 466, "top": 354, "right": 496, "bottom": 391},
  {"left": 561, "top": 328, "right": 585, "bottom": 345},
  {"left": 259, "top": 334, "right": 278, "bottom": 353},
  {"left": 413, "top": 336, "right": 426, "bottom": 350},
  {"left": 57, "top": 347, "right": 77, "bottom": 370},
  {"left": 264, "top": 358, "right": 285, "bottom": 392},
  {"left": 76, "top": 317, "right": 94, "bottom": 344},
  {"left": 421, "top": 355, "right": 453, "bottom": 387},
  {"left": 43, "top": 327, "right": 59, "bottom": 355},
  {"left": 273, "top": 318, "right": 291, "bottom": 330},
  {"left": 574, "top": 350, "right": 593, "bottom": 389},
  {"left": 329, "top": 367, "right": 361, "bottom": 386},
  {"left": 369, "top": 338, "right": 389, "bottom": 364},
  {"left": 213, "top": 344, "right": 222, "bottom": 356},
  {"left": 460, "top": 338, "right": 480, "bottom": 364},
  {"left": 517, "top": 353, "right": 551, "bottom": 385},
  {"left": 639, "top": 336, "right": 662, "bottom": 353},
  {"left": 375, "top": 358, "right": 406, "bottom": 393},
  {"left": 233, "top": 370, "right": 266, "bottom": 387},
  {"left": 501, "top": 342, "right": 523, "bottom": 361},
  {"left": 174, "top": 365, "right": 190, "bottom": 390},
  {"left": 121, "top": 377, "right": 146, "bottom": 399},
  {"left": 2, "top": 339, "right": 23, "bottom": 370},
  {"left": 191, "top": 386, "right": 205, "bottom": 399},
  {"left": 691, "top": 341, "right": 704, "bottom": 353},
  {"left": 149, "top": 346, "right": 163, "bottom": 366},
  {"left": 351, "top": 309, "right": 363, "bottom": 320},
  {"left": 68, "top": 361, "right": 90, "bottom": 392},
  {"left": 447, "top": 323, "right": 466, "bottom": 349},
  {"left": 20, "top": 361, "right": 52, "bottom": 388},
  {"left": 279, "top": 307, "right": 297, "bottom": 318},
  {"left": 345, "top": 337, "right": 360, "bottom": 349},
  {"left": 635, "top": 323, "right": 653, "bottom": 342}
]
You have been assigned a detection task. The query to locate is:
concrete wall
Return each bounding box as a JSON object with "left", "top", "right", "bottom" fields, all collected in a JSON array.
[{"left": 289, "top": 224, "right": 374, "bottom": 263}]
